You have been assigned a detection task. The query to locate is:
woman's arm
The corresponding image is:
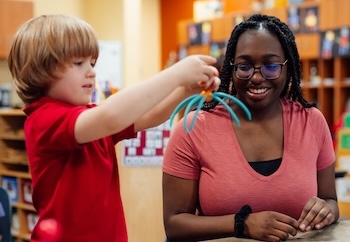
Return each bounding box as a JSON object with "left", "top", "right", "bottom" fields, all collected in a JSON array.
[
  {"left": 163, "top": 173, "right": 299, "bottom": 242},
  {"left": 163, "top": 173, "right": 235, "bottom": 242}
]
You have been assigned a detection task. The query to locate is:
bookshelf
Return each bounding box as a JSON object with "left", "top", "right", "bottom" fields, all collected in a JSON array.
[{"left": 0, "top": 109, "right": 35, "bottom": 241}]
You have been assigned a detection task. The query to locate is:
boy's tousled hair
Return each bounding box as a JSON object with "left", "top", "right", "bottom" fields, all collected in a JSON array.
[
  {"left": 8, "top": 14, "right": 99, "bottom": 105},
  {"left": 203, "top": 14, "right": 315, "bottom": 110}
]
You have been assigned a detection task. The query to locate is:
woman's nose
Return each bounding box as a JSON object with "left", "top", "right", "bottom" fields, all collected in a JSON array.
[{"left": 250, "top": 68, "right": 265, "bottom": 83}]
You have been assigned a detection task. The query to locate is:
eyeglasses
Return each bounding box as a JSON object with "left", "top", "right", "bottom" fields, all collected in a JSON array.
[{"left": 230, "top": 60, "right": 288, "bottom": 80}]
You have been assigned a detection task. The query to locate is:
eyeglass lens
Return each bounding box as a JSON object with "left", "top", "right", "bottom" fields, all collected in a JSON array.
[{"left": 235, "top": 63, "right": 283, "bottom": 80}]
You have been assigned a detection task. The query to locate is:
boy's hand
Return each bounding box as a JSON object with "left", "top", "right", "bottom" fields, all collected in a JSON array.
[{"left": 169, "top": 55, "right": 220, "bottom": 90}]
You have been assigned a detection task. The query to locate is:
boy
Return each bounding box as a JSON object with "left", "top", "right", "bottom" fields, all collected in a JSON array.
[{"left": 7, "top": 14, "right": 220, "bottom": 242}]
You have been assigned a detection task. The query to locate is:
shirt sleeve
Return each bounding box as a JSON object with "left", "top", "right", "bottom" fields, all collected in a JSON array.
[
  {"left": 112, "top": 124, "right": 137, "bottom": 144},
  {"left": 162, "top": 113, "right": 202, "bottom": 180},
  {"left": 310, "top": 107, "right": 336, "bottom": 170}
]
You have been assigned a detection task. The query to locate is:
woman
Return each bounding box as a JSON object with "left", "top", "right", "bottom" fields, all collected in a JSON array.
[{"left": 162, "top": 14, "right": 339, "bottom": 242}]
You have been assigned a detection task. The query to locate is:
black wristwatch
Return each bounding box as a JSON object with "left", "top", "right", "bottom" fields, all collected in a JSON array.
[{"left": 234, "top": 205, "right": 252, "bottom": 238}]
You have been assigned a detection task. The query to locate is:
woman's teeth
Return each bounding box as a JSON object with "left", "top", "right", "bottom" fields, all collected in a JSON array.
[{"left": 248, "top": 88, "right": 268, "bottom": 94}]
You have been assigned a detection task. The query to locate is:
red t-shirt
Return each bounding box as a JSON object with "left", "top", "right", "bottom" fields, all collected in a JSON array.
[{"left": 24, "top": 97, "right": 136, "bottom": 242}]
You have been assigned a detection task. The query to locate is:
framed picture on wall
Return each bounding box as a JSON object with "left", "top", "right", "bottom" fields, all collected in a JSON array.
[
  {"left": 188, "top": 21, "right": 212, "bottom": 45},
  {"left": 188, "top": 22, "right": 202, "bottom": 45},
  {"left": 301, "top": 7, "right": 319, "bottom": 33},
  {"left": 193, "top": 0, "right": 223, "bottom": 22},
  {"left": 336, "top": 27, "right": 350, "bottom": 57},
  {"left": 320, "top": 30, "right": 337, "bottom": 59},
  {"left": 288, "top": 6, "right": 301, "bottom": 33}
]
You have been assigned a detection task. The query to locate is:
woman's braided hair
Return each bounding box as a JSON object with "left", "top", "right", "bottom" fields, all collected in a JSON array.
[{"left": 203, "top": 14, "right": 316, "bottom": 110}]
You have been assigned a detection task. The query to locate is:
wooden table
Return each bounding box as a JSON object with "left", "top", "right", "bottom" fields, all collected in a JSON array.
[{"left": 203, "top": 219, "right": 350, "bottom": 241}]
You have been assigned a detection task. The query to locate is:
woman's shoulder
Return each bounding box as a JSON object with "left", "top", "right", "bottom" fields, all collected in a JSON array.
[
  {"left": 176, "top": 104, "right": 230, "bottom": 134},
  {"left": 185, "top": 104, "right": 228, "bottom": 120},
  {"left": 281, "top": 99, "right": 328, "bottom": 125},
  {"left": 281, "top": 99, "right": 320, "bottom": 113}
]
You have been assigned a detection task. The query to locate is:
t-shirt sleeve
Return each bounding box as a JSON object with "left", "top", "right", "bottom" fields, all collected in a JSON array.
[
  {"left": 29, "top": 103, "right": 136, "bottom": 151},
  {"left": 112, "top": 124, "right": 137, "bottom": 144},
  {"left": 162, "top": 114, "right": 202, "bottom": 180},
  {"left": 310, "top": 108, "right": 336, "bottom": 170},
  {"left": 27, "top": 105, "right": 85, "bottom": 151}
]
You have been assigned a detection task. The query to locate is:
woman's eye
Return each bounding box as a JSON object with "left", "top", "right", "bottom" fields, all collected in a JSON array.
[
  {"left": 238, "top": 65, "right": 252, "bottom": 71},
  {"left": 264, "top": 64, "right": 279, "bottom": 71}
]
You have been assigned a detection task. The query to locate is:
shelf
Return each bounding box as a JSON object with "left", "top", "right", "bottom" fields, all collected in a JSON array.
[
  {"left": 12, "top": 202, "right": 35, "bottom": 212},
  {"left": 0, "top": 159, "right": 28, "bottom": 166},
  {"left": 0, "top": 109, "right": 25, "bottom": 116},
  {"left": 11, "top": 231, "right": 31, "bottom": 241},
  {"left": 0, "top": 110, "right": 34, "bottom": 241},
  {"left": 0, "top": 170, "right": 31, "bottom": 179},
  {"left": 0, "top": 135, "right": 25, "bottom": 141},
  {"left": 340, "top": 82, "right": 350, "bottom": 88}
]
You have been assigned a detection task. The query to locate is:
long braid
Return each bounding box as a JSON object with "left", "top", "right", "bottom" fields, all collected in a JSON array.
[{"left": 203, "top": 14, "right": 315, "bottom": 110}]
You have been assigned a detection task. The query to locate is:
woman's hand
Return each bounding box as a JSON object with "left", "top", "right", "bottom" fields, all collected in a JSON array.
[
  {"left": 245, "top": 211, "right": 298, "bottom": 241},
  {"left": 298, "top": 196, "right": 337, "bottom": 232}
]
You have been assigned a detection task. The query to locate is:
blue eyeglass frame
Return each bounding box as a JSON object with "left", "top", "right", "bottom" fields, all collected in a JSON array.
[{"left": 230, "top": 60, "right": 288, "bottom": 80}]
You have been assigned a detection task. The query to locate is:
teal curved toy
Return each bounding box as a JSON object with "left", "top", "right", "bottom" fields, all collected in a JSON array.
[{"left": 169, "top": 91, "right": 252, "bottom": 133}]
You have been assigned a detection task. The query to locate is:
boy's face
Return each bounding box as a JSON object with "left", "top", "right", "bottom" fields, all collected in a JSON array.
[{"left": 47, "top": 57, "right": 97, "bottom": 106}]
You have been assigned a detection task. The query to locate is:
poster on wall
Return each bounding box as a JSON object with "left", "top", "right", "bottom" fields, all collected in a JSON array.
[
  {"left": 287, "top": 6, "right": 301, "bottom": 33},
  {"left": 193, "top": 0, "right": 223, "bottom": 22},
  {"left": 122, "top": 120, "right": 171, "bottom": 167},
  {"left": 301, "top": 7, "right": 318, "bottom": 33},
  {"left": 188, "top": 21, "right": 212, "bottom": 45},
  {"left": 93, "top": 40, "right": 123, "bottom": 103},
  {"left": 320, "top": 30, "right": 337, "bottom": 59}
]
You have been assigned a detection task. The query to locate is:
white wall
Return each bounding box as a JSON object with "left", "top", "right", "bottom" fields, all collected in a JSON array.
[
  {"left": 31, "top": 0, "right": 85, "bottom": 17},
  {"left": 118, "top": 1, "right": 164, "bottom": 241}
]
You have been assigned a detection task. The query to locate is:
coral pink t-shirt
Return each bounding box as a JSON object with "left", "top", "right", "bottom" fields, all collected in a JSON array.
[
  {"left": 163, "top": 99, "right": 335, "bottom": 219},
  {"left": 24, "top": 97, "right": 136, "bottom": 242}
]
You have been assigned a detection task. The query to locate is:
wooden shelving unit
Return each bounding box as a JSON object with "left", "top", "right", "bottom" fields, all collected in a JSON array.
[{"left": 0, "top": 109, "right": 35, "bottom": 242}]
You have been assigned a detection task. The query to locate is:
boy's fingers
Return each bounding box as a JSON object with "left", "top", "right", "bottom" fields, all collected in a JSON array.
[
  {"left": 197, "top": 54, "right": 217, "bottom": 65},
  {"left": 198, "top": 76, "right": 221, "bottom": 91},
  {"left": 203, "top": 65, "right": 219, "bottom": 79}
]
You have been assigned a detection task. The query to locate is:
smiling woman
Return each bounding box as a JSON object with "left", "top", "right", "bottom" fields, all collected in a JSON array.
[{"left": 162, "top": 14, "right": 339, "bottom": 242}]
